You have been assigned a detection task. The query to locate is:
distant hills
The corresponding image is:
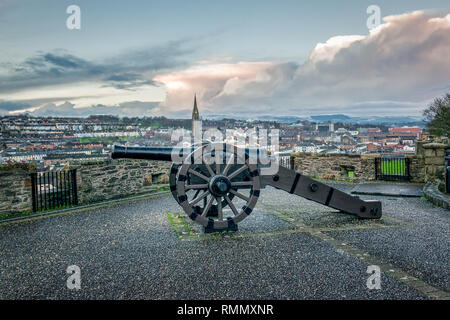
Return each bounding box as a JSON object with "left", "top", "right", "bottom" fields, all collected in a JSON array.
[
  {"left": 310, "top": 114, "right": 423, "bottom": 125},
  {"left": 204, "top": 113, "right": 424, "bottom": 126},
  {"left": 310, "top": 114, "right": 351, "bottom": 122}
]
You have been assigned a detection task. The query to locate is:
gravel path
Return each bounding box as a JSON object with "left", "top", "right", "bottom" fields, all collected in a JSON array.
[{"left": 0, "top": 181, "right": 448, "bottom": 299}]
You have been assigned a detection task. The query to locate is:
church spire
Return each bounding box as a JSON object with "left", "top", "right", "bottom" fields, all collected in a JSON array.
[
  {"left": 191, "top": 94, "right": 201, "bottom": 137},
  {"left": 192, "top": 94, "right": 199, "bottom": 121}
]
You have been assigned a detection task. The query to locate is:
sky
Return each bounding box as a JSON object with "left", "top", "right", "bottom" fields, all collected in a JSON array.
[{"left": 0, "top": 0, "right": 449, "bottom": 118}]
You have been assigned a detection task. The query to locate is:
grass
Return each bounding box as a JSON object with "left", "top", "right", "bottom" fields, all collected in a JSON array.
[
  {"left": 381, "top": 159, "right": 406, "bottom": 175},
  {"left": 0, "top": 209, "right": 33, "bottom": 221},
  {"left": 0, "top": 204, "right": 74, "bottom": 221},
  {"left": 311, "top": 176, "right": 359, "bottom": 183},
  {"left": 167, "top": 212, "right": 197, "bottom": 240},
  {"left": 157, "top": 185, "right": 170, "bottom": 192}
]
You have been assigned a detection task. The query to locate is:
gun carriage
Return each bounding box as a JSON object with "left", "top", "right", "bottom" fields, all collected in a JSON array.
[{"left": 112, "top": 142, "right": 381, "bottom": 232}]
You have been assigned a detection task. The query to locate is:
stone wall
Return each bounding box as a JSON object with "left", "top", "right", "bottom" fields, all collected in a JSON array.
[
  {"left": 0, "top": 163, "right": 35, "bottom": 217},
  {"left": 72, "top": 159, "right": 171, "bottom": 205},
  {"left": 414, "top": 141, "right": 447, "bottom": 186},
  {"left": 1, "top": 143, "right": 447, "bottom": 217},
  {"left": 0, "top": 160, "right": 170, "bottom": 217},
  {"left": 291, "top": 153, "right": 378, "bottom": 181},
  {"left": 406, "top": 155, "right": 423, "bottom": 183},
  {"left": 423, "top": 182, "right": 450, "bottom": 210},
  {"left": 291, "top": 141, "right": 449, "bottom": 184}
]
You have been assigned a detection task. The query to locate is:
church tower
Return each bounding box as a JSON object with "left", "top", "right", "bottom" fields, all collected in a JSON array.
[{"left": 191, "top": 94, "right": 201, "bottom": 138}]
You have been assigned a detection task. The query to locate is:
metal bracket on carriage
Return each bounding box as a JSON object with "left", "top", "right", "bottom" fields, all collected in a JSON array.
[{"left": 111, "top": 142, "right": 382, "bottom": 233}]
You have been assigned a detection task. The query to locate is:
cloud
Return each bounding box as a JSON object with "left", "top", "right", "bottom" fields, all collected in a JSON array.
[
  {"left": 290, "top": 11, "right": 450, "bottom": 105},
  {"left": 308, "top": 35, "right": 366, "bottom": 63},
  {"left": 103, "top": 73, "right": 157, "bottom": 90},
  {"left": 0, "top": 39, "right": 195, "bottom": 95},
  {"left": 0, "top": 100, "right": 31, "bottom": 114},
  {"left": 26, "top": 101, "right": 159, "bottom": 117},
  {"left": 153, "top": 61, "right": 281, "bottom": 113},
  {"left": 155, "top": 10, "right": 450, "bottom": 117},
  {"left": 0, "top": 39, "right": 196, "bottom": 114},
  {"left": 2, "top": 10, "right": 450, "bottom": 118}
]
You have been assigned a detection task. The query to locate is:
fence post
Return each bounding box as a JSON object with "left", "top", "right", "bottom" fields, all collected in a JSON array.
[
  {"left": 374, "top": 158, "right": 378, "bottom": 180},
  {"left": 30, "top": 173, "right": 37, "bottom": 212},
  {"left": 72, "top": 169, "right": 78, "bottom": 205},
  {"left": 38, "top": 173, "right": 42, "bottom": 211},
  {"left": 406, "top": 158, "right": 411, "bottom": 181}
]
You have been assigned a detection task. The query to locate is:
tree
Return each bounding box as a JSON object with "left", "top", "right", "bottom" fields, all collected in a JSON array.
[{"left": 423, "top": 93, "right": 450, "bottom": 137}]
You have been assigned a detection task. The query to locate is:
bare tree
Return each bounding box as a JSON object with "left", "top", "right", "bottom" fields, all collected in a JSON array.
[{"left": 423, "top": 93, "right": 450, "bottom": 137}]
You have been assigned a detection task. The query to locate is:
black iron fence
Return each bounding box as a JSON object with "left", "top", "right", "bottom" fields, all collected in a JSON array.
[
  {"left": 445, "top": 147, "right": 450, "bottom": 193},
  {"left": 375, "top": 156, "right": 411, "bottom": 181},
  {"left": 30, "top": 169, "right": 78, "bottom": 212}
]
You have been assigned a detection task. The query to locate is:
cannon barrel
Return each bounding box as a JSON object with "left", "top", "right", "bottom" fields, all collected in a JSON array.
[
  {"left": 111, "top": 144, "right": 187, "bottom": 161},
  {"left": 111, "top": 144, "right": 267, "bottom": 162}
]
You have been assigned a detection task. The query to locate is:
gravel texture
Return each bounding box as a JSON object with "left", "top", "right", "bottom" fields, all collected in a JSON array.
[{"left": 0, "top": 181, "right": 447, "bottom": 299}]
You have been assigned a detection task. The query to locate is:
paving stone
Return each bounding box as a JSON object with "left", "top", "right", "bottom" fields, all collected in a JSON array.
[{"left": 351, "top": 182, "right": 423, "bottom": 197}]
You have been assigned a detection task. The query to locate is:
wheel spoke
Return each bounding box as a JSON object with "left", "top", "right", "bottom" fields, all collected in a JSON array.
[
  {"left": 201, "top": 196, "right": 215, "bottom": 217},
  {"left": 203, "top": 162, "right": 215, "bottom": 177},
  {"left": 231, "top": 181, "right": 253, "bottom": 188},
  {"left": 188, "top": 168, "right": 210, "bottom": 182},
  {"left": 186, "top": 184, "right": 208, "bottom": 190},
  {"left": 191, "top": 189, "right": 201, "bottom": 200},
  {"left": 222, "top": 154, "right": 235, "bottom": 175},
  {"left": 229, "top": 189, "right": 250, "bottom": 202},
  {"left": 227, "top": 164, "right": 248, "bottom": 180},
  {"left": 216, "top": 197, "right": 223, "bottom": 221},
  {"left": 216, "top": 162, "right": 221, "bottom": 175},
  {"left": 225, "top": 195, "right": 239, "bottom": 216},
  {"left": 189, "top": 190, "right": 210, "bottom": 206}
]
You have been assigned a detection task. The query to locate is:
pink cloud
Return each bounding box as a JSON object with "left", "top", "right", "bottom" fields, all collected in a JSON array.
[
  {"left": 154, "top": 10, "right": 450, "bottom": 116},
  {"left": 154, "top": 62, "right": 274, "bottom": 112}
]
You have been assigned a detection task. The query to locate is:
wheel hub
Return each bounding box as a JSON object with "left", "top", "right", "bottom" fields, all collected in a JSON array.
[{"left": 209, "top": 175, "right": 231, "bottom": 197}]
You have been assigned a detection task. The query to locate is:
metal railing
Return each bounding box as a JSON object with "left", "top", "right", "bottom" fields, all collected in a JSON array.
[
  {"left": 375, "top": 156, "right": 411, "bottom": 181},
  {"left": 30, "top": 169, "right": 78, "bottom": 212},
  {"left": 445, "top": 147, "right": 450, "bottom": 193}
]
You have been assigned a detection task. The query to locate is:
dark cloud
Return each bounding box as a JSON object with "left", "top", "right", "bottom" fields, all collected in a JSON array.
[
  {"left": 0, "top": 100, "right": 31, "bottom": 114},
  {"left": 105, "top": 73, "right": 141, "bottom": 82},
  {"left": 13, "top": 51, "right": 99, "bottom": 79},
  {"left": 103, "top": 72, "right": 158, "bottom": 90},
  {"left": 0, "top": 39, "right": 196, "bottom": 94}
]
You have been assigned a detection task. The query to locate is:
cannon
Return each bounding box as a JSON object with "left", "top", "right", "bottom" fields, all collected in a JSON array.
[{"left": 112, "top": 142, "right": 382, "bottom": 232}]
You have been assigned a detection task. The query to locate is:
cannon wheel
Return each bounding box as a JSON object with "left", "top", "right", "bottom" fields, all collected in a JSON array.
[
  {"left": 169, "top": 162, "right": 237, "bottom": 215},
  {"left": 176, "top": 143, "right": 260, "bottom": 230},
  {"left": 169, "top": 163, "right": 181, "bottom": 203}
]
